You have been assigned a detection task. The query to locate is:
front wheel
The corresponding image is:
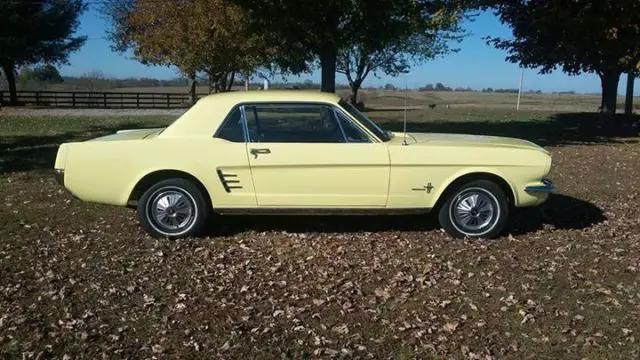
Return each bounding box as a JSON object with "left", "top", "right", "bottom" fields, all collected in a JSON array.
[
  {"left": 138, "top": 178, "right": 209, "bottom": 239},
  {"left": 438, "top": 180, "right": 509, "bottom": 239}
]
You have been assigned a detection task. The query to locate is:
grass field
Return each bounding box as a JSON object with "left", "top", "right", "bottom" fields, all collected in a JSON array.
[
  {"left": 104, "top": 87, "right": 639, "bottom": 113},
  {"left": 1, "top": 99, "right": 640, "bottom": 358}
]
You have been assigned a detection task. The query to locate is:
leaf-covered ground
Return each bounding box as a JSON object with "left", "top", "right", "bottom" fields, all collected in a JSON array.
[{"left": 1, "top": 112, "right": 640, "bottom": 359}]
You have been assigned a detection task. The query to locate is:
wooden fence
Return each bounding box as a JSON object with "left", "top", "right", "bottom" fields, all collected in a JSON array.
[{"left": 0, "top": 91, "right": 208, "bottom": 109}]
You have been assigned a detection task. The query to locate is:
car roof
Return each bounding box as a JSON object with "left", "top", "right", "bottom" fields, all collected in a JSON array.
[
  {"left": 197, "top": 90, "right": 342, "bottom": 105},
  {"left": 158, "top": 90, "right": 345, "bottom": 139}
]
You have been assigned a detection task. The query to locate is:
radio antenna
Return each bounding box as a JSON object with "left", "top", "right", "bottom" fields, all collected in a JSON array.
[{"left": 402, "top": 85, "right": 408, "bottom": 145}]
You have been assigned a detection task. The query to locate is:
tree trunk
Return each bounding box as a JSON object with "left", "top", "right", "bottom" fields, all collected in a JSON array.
[
  {"left": 188, "top": 73, "right": 197, "bottom": 104},
  {"left": 625, "top": 70, "right": 635, "bottom": 116},
  {"left": 599, "top": 70, "right": 621, "bottom": 118},
  {"left": 226, "top": 71, "right": 235, "bottom": 92},
  {"left": 319, "top": 47, "right": 337, "bottom": 93},
  {"left": 349, "top": 85, "right": 359, "bottom": 105},
  {"left": 349, "top": 80, "right": 363, "bottom": 107},
  {"left": 1, "top": 62, "right": 18, "bottom": 106},
  {"left": 208, "top": 71, "right": 224, "bottom": 93},
  {"left": 208, "top": 79, "right": 215, "bottom": 94}
]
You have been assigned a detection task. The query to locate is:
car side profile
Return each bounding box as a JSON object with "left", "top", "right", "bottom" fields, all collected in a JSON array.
[{"left": 54, "top": 90, "right": 554, "bottom": 239}]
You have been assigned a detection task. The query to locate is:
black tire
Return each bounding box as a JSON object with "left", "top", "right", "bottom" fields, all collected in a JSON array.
[
  {"left": 438, "top": 179, "right": 509, "bottom": 239},
  {"left": 138, "top": 178, "right": 209, "bottom": 239}
]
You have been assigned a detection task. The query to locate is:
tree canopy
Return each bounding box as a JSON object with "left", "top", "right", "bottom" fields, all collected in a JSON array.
[
  {"left": 104, "top": 0, "right": 272, "bottom": 99},
  {"left": 19, "top": 65, "right": 65, "bottom": 85},
  {"left": 235, "top": 0, "right": 475, "bottom": 93},
  {"left": 0, "top": 0, "right": 86, "bottom": 105},
  {"left": 337, "top": 1, "right": 470, "bottom": 105},
  {"left": 490, "top": 0, "right": 640, "bottom": 116}
]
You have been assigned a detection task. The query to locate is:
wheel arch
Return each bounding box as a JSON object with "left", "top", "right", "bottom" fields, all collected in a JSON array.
[
  {"left": 433, "top": 171, "right": 516, "bottom": 211},
  {"left": 128, "top": 169, "right": 212, "bottom": 208}
]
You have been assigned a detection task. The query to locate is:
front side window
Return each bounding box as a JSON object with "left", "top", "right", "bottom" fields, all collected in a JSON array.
[
  {"left": 339, "top": 100, "right": 392, "bottom": 142},
  {"left": 245, "top": 104, "right": 345, "bottom": 143},
  {"left": 334, "top": 110, "right": 370, "bottom": 143}
]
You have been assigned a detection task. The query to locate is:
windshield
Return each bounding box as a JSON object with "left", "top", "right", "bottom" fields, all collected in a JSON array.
[{"left": 339, "top": 100, "right": 392, "bottom": 142}]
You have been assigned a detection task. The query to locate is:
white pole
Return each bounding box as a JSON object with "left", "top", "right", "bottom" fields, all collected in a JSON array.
[
  {"left": 516, "top": 68, "right": 524, "bottom": 111},
  {"left": 403, "top": 85, "right": 408, "bottom": 145}
]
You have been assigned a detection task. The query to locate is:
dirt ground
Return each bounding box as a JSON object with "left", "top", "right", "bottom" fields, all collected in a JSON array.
[{"left": 1, "top": 108, "right": 640, "bottom": 359}]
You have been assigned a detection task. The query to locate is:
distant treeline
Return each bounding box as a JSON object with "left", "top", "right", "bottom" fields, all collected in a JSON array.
[{"left": 0, "top": 68, "right": 571, "bottom": 95}]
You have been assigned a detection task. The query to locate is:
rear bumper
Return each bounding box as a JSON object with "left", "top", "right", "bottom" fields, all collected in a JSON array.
[
  {"left": 54, "top": 169, "right": 64, "bottom": 186},
  {"left": 524, "top": 178, "right": 555, "bottom": 193}
]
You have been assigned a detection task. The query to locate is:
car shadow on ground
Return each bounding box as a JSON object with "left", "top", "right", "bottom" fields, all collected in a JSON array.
[
  {"left": 211, "top": 194, "right": 605, "bottom": 238},
  {"left": 0, "top": 122, "right": 163, "bottom": 174},
  {"left": 378, "top": 112, "right": 639, "bottom": 147}
]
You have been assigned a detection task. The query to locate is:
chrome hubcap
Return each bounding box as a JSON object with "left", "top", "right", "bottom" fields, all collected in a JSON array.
[
  {"left": 149, "top": 189, "right": 195, "bottom": 233},
  {"left": 450, "top": 188, "right": 499, "bottom": 235}
]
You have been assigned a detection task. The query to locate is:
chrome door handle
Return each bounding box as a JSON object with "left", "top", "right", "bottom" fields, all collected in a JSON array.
[{"left": 250, "top": 148, "right": 271, "bottom": 158}]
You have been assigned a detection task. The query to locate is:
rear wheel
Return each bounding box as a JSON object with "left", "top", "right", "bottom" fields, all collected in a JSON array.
[
  {"left": 438, "top": 179, "right": 509, "bottom": 239},
  {"left": 138, "top": 178, "right": 209, "bottom": 238}
]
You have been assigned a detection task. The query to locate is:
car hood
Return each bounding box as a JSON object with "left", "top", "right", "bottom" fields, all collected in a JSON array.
[
  {"left": 398, "top": 132, "right": 549, "bottom": 154},
  {"left": 88, "top": 128, "right": 165, "bottom": 142}
]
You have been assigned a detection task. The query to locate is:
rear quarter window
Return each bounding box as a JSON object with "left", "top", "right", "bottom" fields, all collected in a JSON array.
[{"left": 215, "top": 108, "right": 245, "bottom": 142}]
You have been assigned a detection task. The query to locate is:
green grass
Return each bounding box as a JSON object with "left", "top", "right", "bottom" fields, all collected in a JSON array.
[
  {"left": 0, "top": 115, "right": 176, "bottom": 137},
  {"left": 0, "top": 116, "right": 176, "bottom": 174}
]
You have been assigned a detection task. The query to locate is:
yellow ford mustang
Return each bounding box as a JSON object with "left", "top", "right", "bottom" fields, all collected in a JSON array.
[{"left": 54, "top": 91, "right": 554, "bottom": 239}]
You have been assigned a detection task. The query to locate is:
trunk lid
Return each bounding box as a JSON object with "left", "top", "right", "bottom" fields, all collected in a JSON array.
[{"left": 88, "top": 128, "right": 165, "bottom": 142}]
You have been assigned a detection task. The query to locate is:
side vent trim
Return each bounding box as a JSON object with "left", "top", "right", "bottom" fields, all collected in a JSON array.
[{"left": 217, "top": 169, "right": 243, "bottom": 193}]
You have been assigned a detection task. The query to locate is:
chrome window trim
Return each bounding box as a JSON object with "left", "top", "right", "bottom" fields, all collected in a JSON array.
[
  {"left": 337, "top": 100, "right": 386, "bottom": 143},
  {"left": 332, "top": 108, "right": 373, "bottom": 143},
  {"left": 213, "top": 101, "right": 383, "bottom": 144},
  {"left": 332, "top": 108, "right": 349, "bottom": 143},
  {"left": 239, "top": 105, "right": 250, "bottom": 143},
  {"left": 241, "top": 102, "right": 348, "bottom": 144}
]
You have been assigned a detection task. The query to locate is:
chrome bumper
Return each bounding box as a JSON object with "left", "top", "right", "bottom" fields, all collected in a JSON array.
[
  {"left": 54, "top": 169, "right": 64, "bottom": 186},
  {"left": 525, "top": 179, "right": 555, "bottom": 193}
]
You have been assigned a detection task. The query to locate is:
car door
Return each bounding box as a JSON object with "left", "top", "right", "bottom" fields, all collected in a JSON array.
[
  {"left": 242, "top": 103, "right": 390, "bottom": 207},
  {"left": 210, "top": 107, "right": 257, "bottom": 208}
]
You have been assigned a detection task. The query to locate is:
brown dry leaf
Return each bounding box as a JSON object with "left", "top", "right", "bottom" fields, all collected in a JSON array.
[
  {"left": 374, "top": 287, "right": 391, "bottom": 301},
  {"left": 443, "top": 322, "right": 459, "bottom": 333},
  {"left": 332, "top": 324, "right": 349, "bottom": 335}
]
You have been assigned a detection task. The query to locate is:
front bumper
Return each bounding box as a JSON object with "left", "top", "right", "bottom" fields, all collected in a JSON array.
[{"left": 524, "top": 178, "right": 555, "bottom": 193}]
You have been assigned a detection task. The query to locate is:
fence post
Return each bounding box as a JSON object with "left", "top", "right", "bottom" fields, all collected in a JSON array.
[
  {"left": 136, "top": 93, "right": 140, "bottom": 108},
  {"left": 166, "top": 94, "right": 170, "bottom": 109},
  {"left": 72, "top": 92, "right": 76, "bottom": 107},
  {"left": 121, "top": 93, "right": 124, "bottom": 108},
  {"left": 35, "top": 92, "right": 40, "bottom": 106},
  {"left": 104, "top": 93, "right": 107, "bottom": 108}
]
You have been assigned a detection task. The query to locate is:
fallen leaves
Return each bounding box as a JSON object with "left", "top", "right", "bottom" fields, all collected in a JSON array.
[
  {"left": 2, "top": 141, "right": 640, "bottom": 358},
  {"left": 374, "top": 287, "right": 391, "bottom": 301},
  {"left": 442, "top": 322, "right": 459, "bottom": 334},
  {"left": 332, "top": 324, "right": 349, "bottom": 335}
]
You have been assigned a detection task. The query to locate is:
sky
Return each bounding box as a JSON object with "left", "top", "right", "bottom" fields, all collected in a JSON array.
[{"left": 59, "top": 6, "right": 638, "bottom": 95}]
